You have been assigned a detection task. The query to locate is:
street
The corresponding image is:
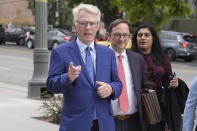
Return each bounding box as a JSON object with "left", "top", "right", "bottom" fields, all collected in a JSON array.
[
  {"left": 171, "top": 59, "right": 197, "bottom": 87},
  {"left": 0, "top": 44, "right": 33, "bottom": 88},
  {"left": 0, "top": 44, "right": 59, "bottom": 131}
]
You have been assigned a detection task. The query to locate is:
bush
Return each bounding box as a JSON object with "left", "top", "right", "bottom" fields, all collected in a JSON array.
[
  {"left": 40, "top": 95, "right": 63, "bottom": 124},
  {"left": 12, "top": 18, "right": 34, "bottom": 27},
  {"left": 0, "top": 19, "right": 12, "bottom": 27},
  {"left": 0, "top": 8, "right": 34, "bottom": 27},
  {"left": 0, "top": 18, "right": 34, "bottom": 28}
]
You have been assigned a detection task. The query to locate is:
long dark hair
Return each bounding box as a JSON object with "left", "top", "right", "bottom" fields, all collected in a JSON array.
[{"left": 132, "top": 23, "right": 165, "bottom": 65}]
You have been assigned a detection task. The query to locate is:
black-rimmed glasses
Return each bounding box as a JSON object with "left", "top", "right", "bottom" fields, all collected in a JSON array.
[
  {"left": 112, "top": 33, "right": 130, "bottom": 38},
  {"left": 76, "top": 21, "right": 98, "bottom": 28}
]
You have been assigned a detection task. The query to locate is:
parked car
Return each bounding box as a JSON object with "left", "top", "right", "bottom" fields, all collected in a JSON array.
[
  {"left": 159, "top": 30, "right": 197, "bottom": 62},
  {"left": 5, "top": 27, "right": 31, "bottom": 45},
  {"left": 48, "top": 28, "right": 72, "bottom": 50},
  {"left": 25, "top": 28, "right": 72, "bottom": 50},
  {"left": 25, "top": 29, "right": 35, "bottom": 49}
]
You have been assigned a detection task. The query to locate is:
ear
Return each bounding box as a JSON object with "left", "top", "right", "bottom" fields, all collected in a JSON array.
[
  {"left": 106, "top": 32, "right": 111, "bottom": 41},
  {"left": 130, "top": 33, "right": 133, "bottom": 39},
  {"left": 96, "top": 23, "right": 100, "bottom": 32},
  {"left": 72, "top": 20, "right": 76, "bottom": 32}
]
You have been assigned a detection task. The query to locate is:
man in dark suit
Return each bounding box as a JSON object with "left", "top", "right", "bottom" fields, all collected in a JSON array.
[
  {"left": 47, "top": 4, "right": 122, "bottom": 131},
  {"left": 107, "top": 19, "right": 149, "bottom": 131}
]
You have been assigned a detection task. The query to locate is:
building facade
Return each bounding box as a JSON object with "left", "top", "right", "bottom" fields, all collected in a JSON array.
[{"left": 0, "top": 0, "right": 34, "bottom": 24}]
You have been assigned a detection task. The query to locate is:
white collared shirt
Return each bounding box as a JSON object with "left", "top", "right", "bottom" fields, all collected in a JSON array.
[
  {"left": 110, "top": 45, "right": 137, "bottom": 116},
  {"left": 76, "top": 38, "right": 96, "bottom": 72}
]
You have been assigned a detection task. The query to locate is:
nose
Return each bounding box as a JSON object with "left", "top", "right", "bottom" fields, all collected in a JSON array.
[
  {"left": 86, "top": 23, "right": 91, "bottom": 29},
  {"left": 141, "top": 34, "right": 146, "bottom": 39},
  {"left": 119, "top": 35, "right": 125, "bottom": 40}
]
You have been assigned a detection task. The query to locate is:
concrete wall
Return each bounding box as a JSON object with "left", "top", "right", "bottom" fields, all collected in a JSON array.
[{"left": 0, "top": 0, "right": 34, "bottom": 23}]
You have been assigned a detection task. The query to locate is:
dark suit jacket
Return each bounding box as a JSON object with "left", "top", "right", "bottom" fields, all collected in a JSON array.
[
  {"left": 47, "top": 39, "right": 122, "bottom": 131},
  {"left": 126, "top": 50, "right": 149, "bottom": 131}
]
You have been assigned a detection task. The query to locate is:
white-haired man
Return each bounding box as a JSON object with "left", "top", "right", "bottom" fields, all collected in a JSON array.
[{"left": 47, "top": 3, "right": 122, "bottom": 131}]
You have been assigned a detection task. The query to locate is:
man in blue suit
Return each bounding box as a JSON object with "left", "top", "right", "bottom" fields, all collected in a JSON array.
[
  {"left": 47, "top": 3, "right": 122, "bottom": 131},
  {"left": 183, "top": 72, "right": 197, "bottom": 131}
]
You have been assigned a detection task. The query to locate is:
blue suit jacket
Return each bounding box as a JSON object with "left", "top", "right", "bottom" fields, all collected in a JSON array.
[
  {"left": 47, "top": 39, "right": 122, "bottom": 131},
  {"left": 183, "top": 72, "right": 197, "bottom": 131}
]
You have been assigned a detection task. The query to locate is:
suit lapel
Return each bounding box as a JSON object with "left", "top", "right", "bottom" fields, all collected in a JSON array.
[
  {"left": 95, "top": 44, "right": 102, "bottom": 82},
  {"left": 69, "top": 40, "right": 85, "bottom": 66},
  {"left": 126, "top": 50, "right": 138, "bottom": 92},
  {"left": 69, "top": 40, "right": 94, "bottom": 86}
]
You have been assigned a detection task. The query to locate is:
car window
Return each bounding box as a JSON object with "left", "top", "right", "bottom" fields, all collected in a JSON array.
[
  {"left": 48, "top": 31, "right": 56, "bottom": 37},
  {"left": 57, "top": 31, "right": 65, "bottom": 36},
  {"left": 15, "top": 28, "right": 23, "bottom": 33},
  {"left": 183, "top": 35, "right": 197, "bottom": 43},
  {"left": 61, "top": 29, "right": 69, "bottom": 35},
  {"left": 9, "top": 28, "right": 16, "bottom": 33},
  {"left": 48, "top": 29, "right": 70, "bottom": 37}
]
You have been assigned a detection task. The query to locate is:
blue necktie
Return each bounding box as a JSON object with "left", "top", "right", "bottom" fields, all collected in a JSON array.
[{"left": 85, "top": 47, "right": 95, "bottom": 84}]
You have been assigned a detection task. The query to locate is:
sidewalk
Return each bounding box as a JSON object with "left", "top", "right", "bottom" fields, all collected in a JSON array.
[{"left": 0, "top": 82, "right": 59, "bottom": 131}]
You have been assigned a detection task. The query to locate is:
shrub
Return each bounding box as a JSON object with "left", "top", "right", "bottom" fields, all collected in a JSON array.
[{"left": 40, "top": 95, "right": 63, "bottom": 124}]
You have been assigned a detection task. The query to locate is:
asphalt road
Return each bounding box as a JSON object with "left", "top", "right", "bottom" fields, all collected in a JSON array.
[
  {"left": 0, "top": 44, "right": 33, "bottom": 88},
  {"left": 171, "top": 59, "right": 197, "bottom": 87},
  {"left": 0, "top": 43, "right": 59, "bottom": 131}
]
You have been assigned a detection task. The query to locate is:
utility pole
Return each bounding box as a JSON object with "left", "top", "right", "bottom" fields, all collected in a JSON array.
[
  {"left": 55, "top": 0, "right": 59, "bottom": 26},
  {"left": 28, "top": 0, "right": 49, "bottom": 99}
]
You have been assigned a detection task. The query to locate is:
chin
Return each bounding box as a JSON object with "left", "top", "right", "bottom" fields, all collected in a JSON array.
[
  {"left": 86, "top": 37, "right": 93, "bottom": 41},
  {"left": 119, "top": 45, "right": 126, "bottom": 49}
]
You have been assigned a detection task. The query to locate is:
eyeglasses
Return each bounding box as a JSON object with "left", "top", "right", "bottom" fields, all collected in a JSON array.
[
  {"left": 76, "top": 21, "right": 98, "bottom": 28},
  {"left": 112, "top": 33, "right": 130, "bottom": 38}
]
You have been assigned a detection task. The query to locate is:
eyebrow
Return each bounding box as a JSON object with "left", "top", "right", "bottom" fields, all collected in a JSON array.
[{"left": 138, "top": 32, "right": 150, "bottom": 34}]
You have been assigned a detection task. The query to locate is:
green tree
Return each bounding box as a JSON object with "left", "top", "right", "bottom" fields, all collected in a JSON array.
[
  {"left": 112, "top": 0, "right": 192, "bottom": 30},
  {"left": 59, "top": 0, "right": 73, "bottom": 26},
  {"left": 194, "top": 0, "right": 197, "bottom": 18},
  {"left": 27, "top": 0, "right": 192, "bottom": 30},
  {"left": 27, "top": 0, "right": 72, "bottom": 26},
  {"left": 67, "top": 0, "right": 192, "bottom": 30},
  {"left": 67, "top": 0, "right": 122, "bottom": 27}
]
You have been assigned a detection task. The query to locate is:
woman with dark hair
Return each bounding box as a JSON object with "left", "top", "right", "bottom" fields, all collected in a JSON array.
[{"left": 132, "top": 23, "right": 179, "bottom": 131}]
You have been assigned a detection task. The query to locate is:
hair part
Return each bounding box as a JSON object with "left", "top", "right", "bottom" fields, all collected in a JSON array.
[
  {"left": 108, "top": 19, "right": 132, "bottom": 35},
  {"left": 72, "top": 3, "right": 101, "bottom": 23}
]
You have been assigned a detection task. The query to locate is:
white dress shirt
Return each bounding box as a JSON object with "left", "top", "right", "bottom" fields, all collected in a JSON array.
[
  {"left": 110, "top": 46, "right": 137, "bottom": 116},
  {"left": 76, "top": 38, "right": 96, "bottom": 72}
]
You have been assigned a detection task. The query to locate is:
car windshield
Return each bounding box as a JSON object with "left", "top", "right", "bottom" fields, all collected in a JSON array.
[
  {"left": 183, "top": 35, "right": 197, "bottom": 43},
  {"left": 58, "top": 29, "right": 69, "bottom": 35}
]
